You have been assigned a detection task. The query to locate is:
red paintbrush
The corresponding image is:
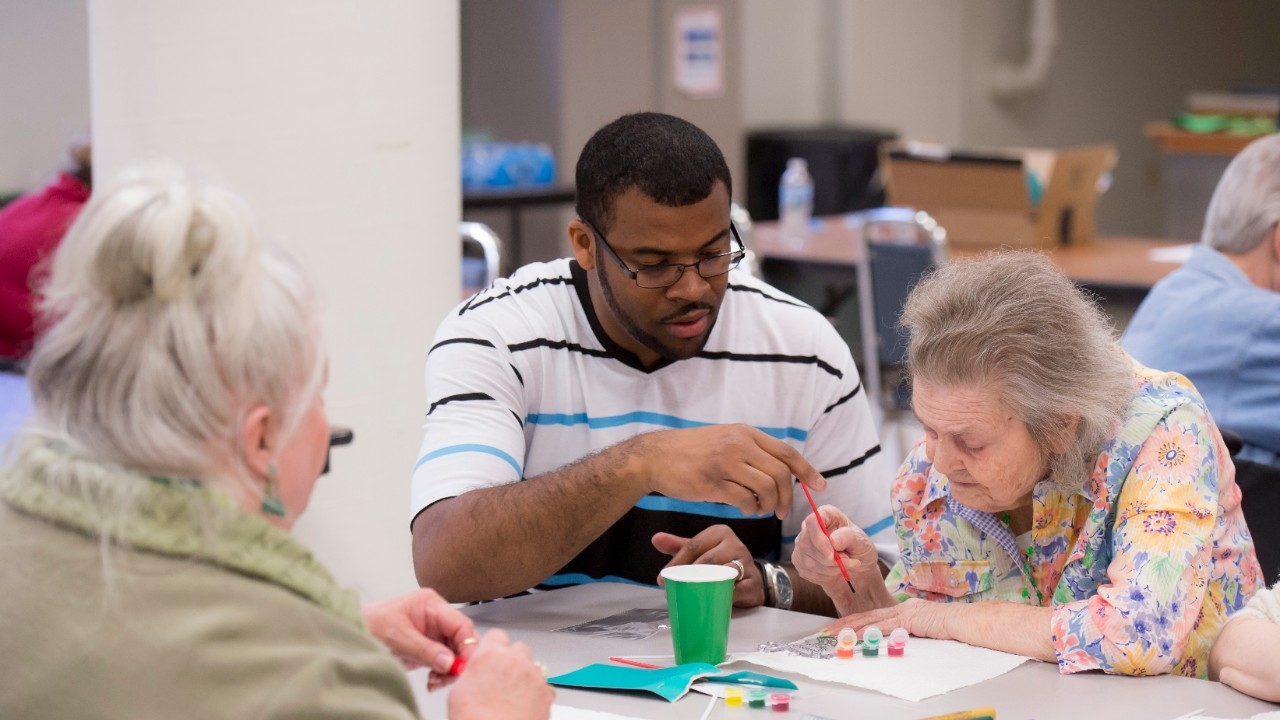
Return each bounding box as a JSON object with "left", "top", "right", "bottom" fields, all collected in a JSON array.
[{"left": 798, "top": 481, "right": 857, "bottom": 595}]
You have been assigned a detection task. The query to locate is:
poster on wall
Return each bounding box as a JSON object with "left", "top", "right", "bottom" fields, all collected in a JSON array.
[{"left": 673, "top": 6, "right": 723, "bottom": 98}]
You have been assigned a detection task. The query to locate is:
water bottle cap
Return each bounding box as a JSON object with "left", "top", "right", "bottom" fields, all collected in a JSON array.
[{"left": 786, "top": 157, "right": 808, "bottom": 171}]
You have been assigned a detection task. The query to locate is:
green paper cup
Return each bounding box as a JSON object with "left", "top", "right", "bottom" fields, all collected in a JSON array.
[{"left": 660, "top": 564, "right": 736, "bottom": 665}]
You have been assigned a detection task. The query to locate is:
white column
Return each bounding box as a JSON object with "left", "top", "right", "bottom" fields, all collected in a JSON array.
[
  {"left": 89, "top": 0, "right": 460, "bottom": 601},
  {"left": 0, "top": 0, "right": 89, "bottom": 191}
]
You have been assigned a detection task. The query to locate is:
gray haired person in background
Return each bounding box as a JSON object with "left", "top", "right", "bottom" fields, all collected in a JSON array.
[{"left": 1123, "top": 133, "right": 1280, "bottom": 465}]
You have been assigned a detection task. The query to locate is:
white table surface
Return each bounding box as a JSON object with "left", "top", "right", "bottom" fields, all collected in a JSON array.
[{"left": 412, "top": 582, "right": 1277, "bottom": 720}]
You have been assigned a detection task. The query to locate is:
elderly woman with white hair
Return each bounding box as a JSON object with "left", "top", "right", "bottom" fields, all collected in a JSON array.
[
  {"left": 0, "top": 169, "right": 553, "bottom": 718},
  {"left": 794, "top": 252, "right": 1261, "bottom": 678}
]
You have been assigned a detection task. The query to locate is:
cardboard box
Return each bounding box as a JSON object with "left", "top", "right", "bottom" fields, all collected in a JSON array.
[{"left": 881, "top": 141, "right": 1117, "bottom": 249}]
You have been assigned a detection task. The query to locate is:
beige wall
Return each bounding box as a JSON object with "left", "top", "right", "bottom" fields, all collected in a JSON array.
[
  {"left": 0, "top": 0, "right": 89, "bottom": 193},
  {"left": 464, "top": 0, "right": 744, "bottom": 261},
  {"left": 958, "top": 0, "right": 1269, "bottom": 236},
  {"left": 741, "top": 0, "right": 1280, "bottom": 237},
  {"left": 559, "top": 0, "right": 744, "bottom": 204}
]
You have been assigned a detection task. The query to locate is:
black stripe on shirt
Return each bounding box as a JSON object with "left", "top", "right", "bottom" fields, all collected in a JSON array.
[
  {"left": 508, "top": 338, "right": 613, "bottom": 359},
  {"left": 459, "top": 275, "right": 573, "bottom": 315},
  {"left": 428, "top": 337, "right": 526, "bottom": 390},
  {"left": 427, "top": 392, "right": 523, "bottom": 428},
  {"left": 543, "top": 502, "right": 783, "bottom": 589},
  {"left": 727, "top": 282, "right": 809, "bottom": 309},
  {"left": 822, "top": 382, "right": 863, "bottom": 414},
  {"left": 429, "top": 337, "right": 495, "bottom": 355},
  {"left": 820, "top": 444, "right": 881, "bottom": 480},
  {"left": 427, "top": 392, "right": 493, "bottom": 416},
  {"left": 695, "top": 350, "right": 843, "bottom": 379}
]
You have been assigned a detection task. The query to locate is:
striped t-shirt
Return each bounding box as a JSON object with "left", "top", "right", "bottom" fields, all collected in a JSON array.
[{"left": 411, "top": 259, "right": 893, "bottom": 589}]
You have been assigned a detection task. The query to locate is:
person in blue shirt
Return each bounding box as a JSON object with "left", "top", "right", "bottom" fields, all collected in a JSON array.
[{"left": 1122, "top": 133, "right": 1280, "bottom": 464}]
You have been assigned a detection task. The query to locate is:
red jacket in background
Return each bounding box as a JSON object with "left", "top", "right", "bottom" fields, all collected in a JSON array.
[{"left": 0, "top": 172, "right": 90, "bottom": 359}]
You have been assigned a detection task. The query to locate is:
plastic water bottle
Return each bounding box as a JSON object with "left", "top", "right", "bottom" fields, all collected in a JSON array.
[{"left": 778, "top": 157, "right": 814, "bottom": 249}]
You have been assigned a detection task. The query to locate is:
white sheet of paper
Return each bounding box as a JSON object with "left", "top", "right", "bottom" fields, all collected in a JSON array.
[
  {"left": 551, "top": 704, "right": 647, "bottom": 720},
  {"left": 1147, "top": 243, "right": 1195, "bottom": 264},
  {"left": 727, "top": 636, "right": 1030, "bottom": 702}
]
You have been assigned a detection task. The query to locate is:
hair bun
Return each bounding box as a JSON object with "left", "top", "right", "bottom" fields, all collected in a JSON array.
[{"left": 81, "top": 174, "right": 238, "bottom": 309}]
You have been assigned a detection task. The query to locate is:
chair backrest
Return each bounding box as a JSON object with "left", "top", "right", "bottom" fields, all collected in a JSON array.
[
  {"left": 854, "top": 207, "right": 947, "bottom": 412},
  {"left": 1222, "top": 426, "right": 1280, "bottom": 586},
  {"left": 1235, "top": 456, "right": 1280, "bottom": 586},
  {"left": 460, "top": 221, "right": 503, "bottom": 298}
]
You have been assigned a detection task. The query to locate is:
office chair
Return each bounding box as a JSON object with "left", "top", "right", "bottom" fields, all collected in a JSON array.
[
  {"left": 854, "top": 208, "right": 947, "bottom": 436},
  {"left": 460, "top": 221, "right": 503, "bottom": 298}
]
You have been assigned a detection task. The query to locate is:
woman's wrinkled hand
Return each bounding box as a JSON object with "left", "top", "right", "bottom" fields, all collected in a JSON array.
[
  {"left": 361, "top": 588, "right": 477, "bottom": 691},
  {"left": 792, "top": 504, "right": 880, "bottom": 595},
  {"left": 448, "top": 630, "right": 555, "bottom": 720},
  {"left": 820, "top": 598, "right": 952, "bottom": 641}
]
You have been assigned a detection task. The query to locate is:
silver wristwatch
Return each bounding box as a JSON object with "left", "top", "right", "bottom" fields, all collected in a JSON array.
[{"left": 755, "top": 560, "right": 794, "bottom": 610}]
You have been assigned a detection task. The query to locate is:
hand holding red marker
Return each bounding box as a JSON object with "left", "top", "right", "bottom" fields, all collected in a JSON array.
[{"left": 451, "top": 635, "right": 549, "bottom": 678}]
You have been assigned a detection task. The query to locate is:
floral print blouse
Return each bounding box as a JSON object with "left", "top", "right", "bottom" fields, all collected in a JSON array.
[{"left": 883, "top": 361, "right": 1262, "bottom": 677}]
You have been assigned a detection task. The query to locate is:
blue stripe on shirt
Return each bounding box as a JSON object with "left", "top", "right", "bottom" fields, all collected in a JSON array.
[
  {"left": 415, "top": 443, "right": 522, "bottom": 476},
  {"left": 525, "top": 410, "right": 808, "bottom": 441},
  {"left": 782, "top": 515, "right": 893, "bottom": 545},
  {"left": 864, "top": 515, "right": 895, "bottom": 537},
  {"left": 634, "top": 495, "right": 768, "bottom": 519}
]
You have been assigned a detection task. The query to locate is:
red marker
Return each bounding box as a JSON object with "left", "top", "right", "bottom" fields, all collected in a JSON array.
[
  {"left": 608, "top": 656, "right": 662, "bottom": 669},
  {"left": 799, "top": 481, "right": 857, "bottom": 595},
  {"left": 448, "top": 656, "right": 467, "bottom": 676}
]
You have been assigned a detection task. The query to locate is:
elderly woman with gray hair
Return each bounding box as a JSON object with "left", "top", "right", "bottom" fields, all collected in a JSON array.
[
  {"left": 0, "top": 168, "right": 553, "bottom": 718},
  {"left": 794, "top": 252, "right": 1261, "bottom": 678}
]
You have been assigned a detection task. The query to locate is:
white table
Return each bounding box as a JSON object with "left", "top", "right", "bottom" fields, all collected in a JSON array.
[{"left": 413, "top": 583, "right": 1276, "bottom": 720}]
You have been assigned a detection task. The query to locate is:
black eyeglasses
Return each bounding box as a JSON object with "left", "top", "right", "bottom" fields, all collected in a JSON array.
[{"left": 583, "top": 219, "right": 746, "bottom": 289}]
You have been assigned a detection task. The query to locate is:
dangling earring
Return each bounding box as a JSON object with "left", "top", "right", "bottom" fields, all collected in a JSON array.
[{"left": 261, "top": 463, "right": 287, "bottom": 517}]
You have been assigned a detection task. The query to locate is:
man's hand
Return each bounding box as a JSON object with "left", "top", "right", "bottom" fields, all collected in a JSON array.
[
  {"left": 652, "top": 525, "right": 765, "bottom": 608},
  {"left": 635, "top": 424, "right": 825, "bottom": 521},
  {"left": 413, "top": 424, "right": 827, "bottom": 603}
]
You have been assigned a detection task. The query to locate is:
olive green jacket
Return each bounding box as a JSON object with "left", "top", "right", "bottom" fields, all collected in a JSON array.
[{"left": 0, "top": 438, "right": 419, "bottom": 719}]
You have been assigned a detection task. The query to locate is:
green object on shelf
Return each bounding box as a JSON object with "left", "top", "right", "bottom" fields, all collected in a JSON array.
[{"left": 1174, "top": 112, "right": 1276, "bottom": 135}]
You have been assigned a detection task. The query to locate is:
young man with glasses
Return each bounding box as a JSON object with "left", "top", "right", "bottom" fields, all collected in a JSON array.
[{"left": 411, "top": 113, "right": 892, "bottom": 614}]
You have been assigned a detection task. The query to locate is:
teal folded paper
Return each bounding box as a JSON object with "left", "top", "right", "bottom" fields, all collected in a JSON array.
[
  {"left": 547, "top": 664, "right": 799, "bottom": 702},
  {"left": 704, "top": 669, "right": 798, "bottom": 690},
  {"left": 548, "top": 663, "right": 721, "bottom": 702}
]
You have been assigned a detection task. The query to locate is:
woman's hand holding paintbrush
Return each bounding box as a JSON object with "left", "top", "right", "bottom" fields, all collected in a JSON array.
[{"left": 791, "top": 498, "right": 883, "bottom": 615}]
